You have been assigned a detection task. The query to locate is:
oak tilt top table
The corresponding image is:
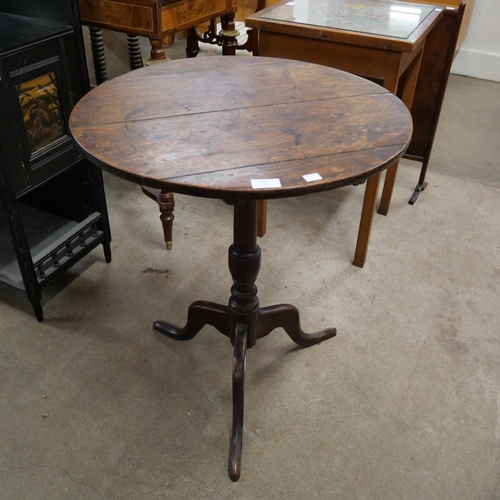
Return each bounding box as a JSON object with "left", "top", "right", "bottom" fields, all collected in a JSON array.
[{"left": 69, "top": 56, "right": 412, "bottom": 481}]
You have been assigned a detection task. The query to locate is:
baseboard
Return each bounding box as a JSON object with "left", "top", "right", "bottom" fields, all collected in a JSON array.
[{"left": 451, "top": 48, "right": 500, "bottom": 82}]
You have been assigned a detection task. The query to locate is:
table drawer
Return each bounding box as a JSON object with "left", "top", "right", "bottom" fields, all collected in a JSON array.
[
  {"left": 79, "top": 0, "right": 156, "bottom": 36},
  {"left": 161, "top": 0, "right": 236, "bottom": 34}
]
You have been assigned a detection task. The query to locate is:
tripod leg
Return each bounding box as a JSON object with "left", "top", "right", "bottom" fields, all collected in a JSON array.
[
  {"left": 228, "top": 323, "right": 247, "bottom": 481},
  {"left": 154, "top": 300, "right": 229, "bottom": 340},
  {"left": 258, "top": 304, "right": 336, "bottom": 346}
]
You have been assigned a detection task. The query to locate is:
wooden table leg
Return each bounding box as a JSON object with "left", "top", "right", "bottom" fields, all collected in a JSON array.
[
  {"left": 257, "top": 200, "right": 267, "bottom": 238},
  {"left": 88, "top": 27, "right": 107, "bottom": 85},
  {"left": 147, "top": 38, "right": 167, "bottom": 64},
  {"left": 153, "top": 198, "right": 336, "bottom": 480},
  {"left": 127, "top": 34, "right": 143, "bottom": 70},
  {"left": 408, "top": 167, "right": 429, "bottom": 205},
  {"left": 229, "top": 323, "right": 247, "bottom": 481},
  {"left": 378, "top": 47, "right": 424, "bottom": 216},
  {"left": 141, "top": 187, "right": 175, "bottom": 250},
  {"left": 408, "top": 5, "right": 465, "bottom": 206},
  {"left": 353, "top": 173, "right": 381, "bottom": 268},
  {"left": 377, "top": 162, "right": 398, "bottom": 217},
  {"left": 185, "top": 26, "right": 200, "bottom": 58},
  {"left": 220, "top": 13, "right": 239, "bottom": 56}
]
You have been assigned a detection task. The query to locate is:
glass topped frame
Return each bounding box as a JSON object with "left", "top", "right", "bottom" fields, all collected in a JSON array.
[{"left": 248, "top": 0, "right": 443, "bottom": 47}]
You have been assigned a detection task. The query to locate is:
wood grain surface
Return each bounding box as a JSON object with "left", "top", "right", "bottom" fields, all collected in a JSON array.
[
  {"left": 70, "top": 56, "right": 412, "bottom": 200},
  {"left": 246, "top": 1, "right": 443, "bottom": 54},
  {"left": 79, "top": 0, "right": 237, "bottom": 38}
]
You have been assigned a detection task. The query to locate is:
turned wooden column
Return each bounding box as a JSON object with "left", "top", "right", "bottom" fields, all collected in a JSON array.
[
  {"left": 228, "top": 199, "right": 260, "bottom": 348},
  {"left": 220, "top": 13, "right": 239, "bottom": 56},
  {"left": 127, "top": 34, "right": 143, "bottom": 70},
  {"left": 89, "top": 27, "right": 107, "bottom": 84},
  {"left": 149, "top": 39, "right": 166, "bottom": 63},
  {"left": 141, "top": 187, "right": 175, "bottom": 250}
]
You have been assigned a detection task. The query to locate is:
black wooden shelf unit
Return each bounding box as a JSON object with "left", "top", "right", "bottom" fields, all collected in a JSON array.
[{"left": 0, "top": 0, "right": 111, "bottom": 321}]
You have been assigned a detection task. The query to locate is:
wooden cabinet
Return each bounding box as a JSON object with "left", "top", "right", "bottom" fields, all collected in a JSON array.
[
  {"left": 0, "top": 0, "right": 111, "bottom": 321},
  {"left": 79, "top": 0, "right": 238, "bottom": 63}
]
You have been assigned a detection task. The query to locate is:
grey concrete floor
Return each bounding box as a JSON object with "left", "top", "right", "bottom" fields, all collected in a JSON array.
[{"left": 1, "top": 46, "right": 500, "bottom": 498}]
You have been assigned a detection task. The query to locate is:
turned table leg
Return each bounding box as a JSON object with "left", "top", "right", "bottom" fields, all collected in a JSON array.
[
  {"left": 89, "top": 27, "right": 107, "bottom": 85},
  {"left": 220, "top": 13, "right": 239, "bottom": 56},
  {"left": 141, "top": 187, "right": 175, "bottom": 250},
  {"left": 147, "top": 38, "right": 167, "bottom": 64},
  {"left": 127, "top": 34, "right": 143, "bottom": 71}
]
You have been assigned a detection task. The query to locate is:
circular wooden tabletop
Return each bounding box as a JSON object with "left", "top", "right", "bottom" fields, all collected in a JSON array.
[{"left": 70, "top": 56, "right": 412, "bottom": 200}]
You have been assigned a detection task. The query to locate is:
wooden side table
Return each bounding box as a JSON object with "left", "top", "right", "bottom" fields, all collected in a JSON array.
[
  {"left": 78, "top": 0, "right": 238, "bottom": 83},
  {"left": 239, "top": 0, "right": 474, "bottom": 49},
  {"left": 70, "top": 56, "right": 413, "bottom": 481},
  {"left": 247, "top": 0, "right": 444, "bottom": 267}
]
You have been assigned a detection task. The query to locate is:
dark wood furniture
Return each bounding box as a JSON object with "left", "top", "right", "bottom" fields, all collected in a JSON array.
[
  {"left": 78, "top": 0, "right": 239, "bottom": 84},
  {"left": 70, "top": 56, "right": 412, "bottom": 480},
  {"left": 405, "top": 2, "right": 465, "bottom": 203},
  {"left": 246, "top": 0, "right": 466, "bottom": 229},
  {"left": 0, "top": 0, "right": 111, "bottom": 321}
]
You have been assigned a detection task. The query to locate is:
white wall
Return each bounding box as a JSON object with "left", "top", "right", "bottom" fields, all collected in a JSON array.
[{"left": 451, "top": 0, "right": 500, "bottom": 82}]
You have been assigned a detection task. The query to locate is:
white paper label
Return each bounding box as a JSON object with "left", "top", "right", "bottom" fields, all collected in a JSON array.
[
  {"left": 251, "top": 178, "right": 282, "bottom": 189},
  {"left": 286, "top": 2, "right": 296, "bottom": 5},
  {"left": 302, "top": 173, "right": 323, "bottom": 182}
]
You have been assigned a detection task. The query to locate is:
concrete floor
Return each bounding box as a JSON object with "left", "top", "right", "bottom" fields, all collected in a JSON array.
[{"left": 1, "top": 44, "right": 500, "bottom": 498}]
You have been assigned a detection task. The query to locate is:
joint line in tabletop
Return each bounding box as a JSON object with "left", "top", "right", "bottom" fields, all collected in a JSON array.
[
  {"left": 164, "top": 144, "right": 408, "bottom": 181},
  {"left": 74, "top": 92, "right": 391, "bottom": 129}
]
